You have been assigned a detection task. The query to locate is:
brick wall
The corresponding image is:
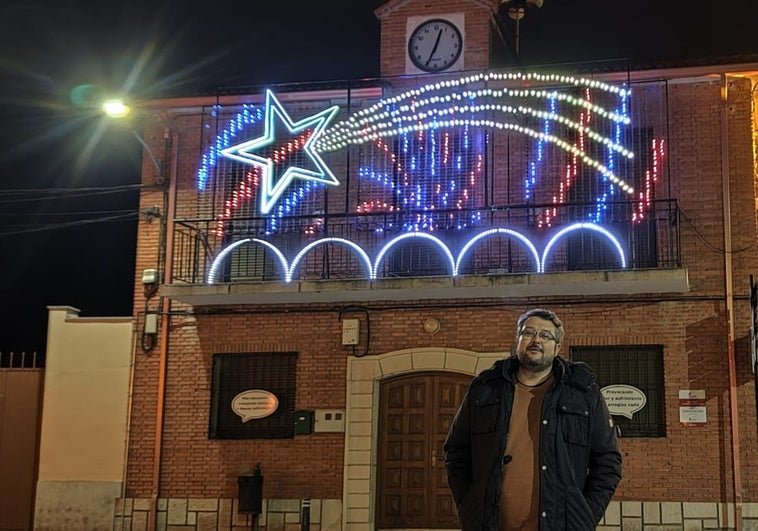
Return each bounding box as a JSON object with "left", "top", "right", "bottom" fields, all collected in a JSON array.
[
  {"left": 124, "top": 22, "right": 758, "bottom": 526},
  {"left": 376, "top": 0, "right": 493, "bottom": 77}
]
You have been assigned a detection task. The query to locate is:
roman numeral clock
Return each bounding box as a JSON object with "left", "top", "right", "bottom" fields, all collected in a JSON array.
[{"left": 405, "top": 13, "right": 466, "bottom": 75}]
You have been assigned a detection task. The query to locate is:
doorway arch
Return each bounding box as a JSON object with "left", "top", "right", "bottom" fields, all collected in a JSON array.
[{"left": 343, "top": 347, "right": 504, "bottom": 530}]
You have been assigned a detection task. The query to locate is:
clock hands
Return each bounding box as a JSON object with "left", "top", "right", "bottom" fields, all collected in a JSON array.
[{"left": 426, "top": 29, "right": 443, "bottom": 67}]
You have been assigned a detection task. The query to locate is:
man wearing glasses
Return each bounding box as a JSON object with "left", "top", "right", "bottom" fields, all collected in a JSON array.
[{"left": 443, "top": 308, "right": 621, "bottom": 531}]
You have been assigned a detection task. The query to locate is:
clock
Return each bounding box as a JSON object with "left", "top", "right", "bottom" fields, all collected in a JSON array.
[{"left": 407, "top": 18, "right": 463, "bottom": 73}]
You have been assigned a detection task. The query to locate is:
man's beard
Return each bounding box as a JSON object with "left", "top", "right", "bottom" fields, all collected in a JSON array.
[{"left": 518, "top": 348, "right": 553, "bottom": 372}]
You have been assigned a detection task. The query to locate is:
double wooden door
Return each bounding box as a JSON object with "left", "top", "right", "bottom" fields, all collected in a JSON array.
[{"left": 376, "top": 372, "right": 471, "bottom": 529}]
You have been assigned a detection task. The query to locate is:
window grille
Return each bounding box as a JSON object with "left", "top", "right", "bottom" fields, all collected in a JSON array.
[
  {"left": 209, "top": 352, "right": 297, "bottom": 439},
  {"left": 570, "top": 345, "right": 665, "bottom": 437}
]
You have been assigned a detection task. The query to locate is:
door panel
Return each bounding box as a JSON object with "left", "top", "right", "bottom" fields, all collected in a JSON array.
[{"left": 377, "top": 372, "right": 471, "bottom": 529}]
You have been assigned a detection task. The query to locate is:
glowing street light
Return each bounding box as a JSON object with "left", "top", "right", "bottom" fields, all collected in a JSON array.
[
  {"left": 100, "top": 98, "right": 162, "bottom": 178},
  {"left": 101, "top": 99, "right": 130, "bottom": 118}
]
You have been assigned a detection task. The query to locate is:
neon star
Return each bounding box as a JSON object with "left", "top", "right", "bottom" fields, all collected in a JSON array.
[{"left": 221, "top": 89, "right": 340, "bottom": 214}]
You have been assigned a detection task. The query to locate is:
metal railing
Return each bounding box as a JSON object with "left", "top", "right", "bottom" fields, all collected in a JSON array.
[{"left": 171, "top": 199, "right": 679, "bottom": 285}]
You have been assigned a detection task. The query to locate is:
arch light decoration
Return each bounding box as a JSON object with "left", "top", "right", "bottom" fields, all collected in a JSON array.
[
  {"left": 455, "top": 228, "right": 542, "bottom": 274},
  {"left": 540, "top": 222, "right": 626, "bottom": 273},
  {"left": 206, "top": 222, "right": 627, "bottom": 285},
  {"left": 206, "top": 238, "right": 290, "bottom": 284},
  {"left": 285, "top": 238, "right": 373, "bottom": 283},
  {"left": 372, "top": 232, "right": 456, "bottom": 279},
  {"left": 207, "top": 237, "right": 373, "bottom": 284}
]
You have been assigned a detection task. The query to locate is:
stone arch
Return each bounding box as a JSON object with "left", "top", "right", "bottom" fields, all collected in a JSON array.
[{"left": 342, "top": 347, "right": 504, "bottom": 530}]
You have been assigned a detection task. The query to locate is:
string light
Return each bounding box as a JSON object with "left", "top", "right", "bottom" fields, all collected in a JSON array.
[
  {"left": 206, "top": 222, "right": 628, "bottom": 284},
  {"left": 197, "top": 70, "right": 661, "bottom": 285}
]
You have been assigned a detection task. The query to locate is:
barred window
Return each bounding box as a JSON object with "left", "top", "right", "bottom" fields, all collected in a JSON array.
[
  {"left": 209, "top": 352, "right": 297, "bottom": 439},
  {"left": 570, "top": 345, "right": 665, "bottom": 438}
]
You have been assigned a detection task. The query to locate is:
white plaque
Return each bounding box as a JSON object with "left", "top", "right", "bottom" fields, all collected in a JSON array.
[
  {"left": 231, "top": 390, "right": 279, "bottom": 422},
  {"left": 679, "top": 406, "right": 707, "bottom": 425},
  {"left": 601, "top": 384, "right": 647, "bottom": 420}
]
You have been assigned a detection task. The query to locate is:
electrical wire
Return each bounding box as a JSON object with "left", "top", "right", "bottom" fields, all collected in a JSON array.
[
  {"left": 0, "top": 208, "right": 135, "bottom": 217},
  {"left": 0, "top": 211, "right": 138, "bottom": 236},
  {"left": 0, "top": 184, "right": 142, "bottom": 205},
  {"left": 0, "top": 184, "right": 142, "bottom": 196},
  {"left": 679, "top": 205, "right": 758, "bottom": 254}
]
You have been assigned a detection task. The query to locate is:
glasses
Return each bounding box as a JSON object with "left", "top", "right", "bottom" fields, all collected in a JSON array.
[{"left": 519, "top": 328, "right": 557, "bottom": 342}]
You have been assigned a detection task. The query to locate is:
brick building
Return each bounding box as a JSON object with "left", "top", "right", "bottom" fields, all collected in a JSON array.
[{"left": 118, "top": 0, "right": 758, "bottom": 529}]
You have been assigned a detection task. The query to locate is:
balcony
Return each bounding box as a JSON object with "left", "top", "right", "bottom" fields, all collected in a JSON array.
[
  {"left": 158, "top": 71, "right": 688, "bottom": 306},
  {"left": 165, "top": 199, "right": 686, "bottom": 306}
]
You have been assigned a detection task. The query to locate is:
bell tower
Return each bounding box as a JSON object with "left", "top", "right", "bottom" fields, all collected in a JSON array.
[{"left": 374, "top": 0, "right": 498, "bottom": 78}]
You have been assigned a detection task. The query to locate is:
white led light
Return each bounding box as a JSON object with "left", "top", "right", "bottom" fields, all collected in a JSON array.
[
  {"left": 540, "top": 222, "right": 626, "bottom": 272},
  {"left": 221, "top": 90, "right": 340, "bottom": 214},
  {"left": 286, "top": 238, "right": 373, "bottom": 283},
  {"left": 372, "top": 233, "right": 455, "bottom": 279}
]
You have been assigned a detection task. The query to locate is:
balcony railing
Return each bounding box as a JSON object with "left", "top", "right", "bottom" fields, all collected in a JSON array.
[{"left": 171, "top": 198, "right": 680, "bottom": 285}]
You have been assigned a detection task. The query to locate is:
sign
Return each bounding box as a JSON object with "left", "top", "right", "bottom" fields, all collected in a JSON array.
[
  {"left": 232, "top": 390, "right": 279, "bottom": 422},
  {"left": 600, "top": 384, "right": 646, "bottom": 419},
  {"left": 679, "top": 406, "right": 707, "bottom": 425},
  {"left": 678, "top": 389, "right": 706, "bottom": 426}
]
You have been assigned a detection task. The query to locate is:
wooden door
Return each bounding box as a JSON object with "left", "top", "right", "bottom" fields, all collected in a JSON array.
[{"left": 376, "top": 372, "right": 470, "bottom": 529}]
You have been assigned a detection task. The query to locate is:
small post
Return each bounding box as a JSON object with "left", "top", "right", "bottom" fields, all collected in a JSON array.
[{"left": 301, "top": 498, "right": 311, "bottom": 531}]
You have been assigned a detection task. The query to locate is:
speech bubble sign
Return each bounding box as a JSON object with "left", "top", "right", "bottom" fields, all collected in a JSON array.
[
  {"left": 232, "top": 390, "right": 279, "bottom": 422},
  {"left": 601, "top": 384, "right": 647, "bottom": 420}
]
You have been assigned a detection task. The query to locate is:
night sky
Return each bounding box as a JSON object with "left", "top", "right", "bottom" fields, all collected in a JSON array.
[{"left": 1, "top": 0, "right": 757, "bottom": 355}]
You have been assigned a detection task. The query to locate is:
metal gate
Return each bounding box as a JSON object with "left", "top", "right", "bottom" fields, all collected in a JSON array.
[{"left": 0, "top": 352, "right": 44, "bottom": 531}]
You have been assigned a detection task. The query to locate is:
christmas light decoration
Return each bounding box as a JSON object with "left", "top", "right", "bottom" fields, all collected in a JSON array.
[
  {"left": 541, "top": 222, "right": 626, "bottom": 272},
  {"left": 206, "top": 222, "right": 627, "bottom": 284},
  {"left": 197, "top": 71, "right": 652, "bottom": 286},
  {"left": 221, "top": 90, "right": 340, "bottom": 214},
  {"left": 197, "top": 104, "right": 264, "bottom": 191}
]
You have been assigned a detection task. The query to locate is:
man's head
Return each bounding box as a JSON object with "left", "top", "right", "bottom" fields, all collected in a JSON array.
[{"left": 515, "top": 308, "right": 563, "bottom": 373}]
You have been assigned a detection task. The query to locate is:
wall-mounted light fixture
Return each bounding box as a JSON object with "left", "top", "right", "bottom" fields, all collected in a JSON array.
[{"left": 423, "top": 317, "right": 441, "bottom": 335}]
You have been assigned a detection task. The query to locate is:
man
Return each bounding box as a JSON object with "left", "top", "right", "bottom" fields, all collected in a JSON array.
[{"left": 443, "top": 308, "right": 621, "bottom": 531}]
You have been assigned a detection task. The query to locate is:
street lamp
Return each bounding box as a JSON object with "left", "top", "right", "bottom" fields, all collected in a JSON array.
[
  {"left": 101, "top": 99, "right": 130, "bottom": 118},
  {"left": 102, "top": 98, "right": 163, "bottom": 181},
  {"left": 102, "top": 96, "right": 177, "bottom": 530}
]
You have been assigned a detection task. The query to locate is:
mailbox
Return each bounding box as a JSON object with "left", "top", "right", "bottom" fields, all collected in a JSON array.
[{"left": 238, "top": 463, "right": 263, "bottom": 515}]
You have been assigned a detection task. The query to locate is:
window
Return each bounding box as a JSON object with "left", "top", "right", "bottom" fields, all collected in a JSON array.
[
  {"left": 209, "top": 352, "right": 297, "bottom": 439},
  {"left": 570, "top": 345, "right": 665, "bottom": 437}
]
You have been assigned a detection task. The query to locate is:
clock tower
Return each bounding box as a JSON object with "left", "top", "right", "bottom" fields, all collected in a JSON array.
[{"left": 374, "top": 0, "right": 496, "bottom": 78}]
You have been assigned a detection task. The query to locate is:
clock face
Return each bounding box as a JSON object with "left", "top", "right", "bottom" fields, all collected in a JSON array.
[{"left": 407, "top": 19, "right": 463, "bottom": 73}]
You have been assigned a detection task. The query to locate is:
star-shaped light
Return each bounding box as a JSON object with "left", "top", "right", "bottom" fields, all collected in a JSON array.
[{"left": 221, "top": 89, "right": 340, "bottom": 214}]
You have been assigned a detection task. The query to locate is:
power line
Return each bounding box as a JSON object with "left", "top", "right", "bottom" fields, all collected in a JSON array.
[
  {"left": 0, "top": 211, "right": 138, "bottom": 236},
  {"left": 0, "top": 184, "right": 142, "bottom": 205},
  {"left": 0, "top": 208, "right": 136, "bottom": 217}
]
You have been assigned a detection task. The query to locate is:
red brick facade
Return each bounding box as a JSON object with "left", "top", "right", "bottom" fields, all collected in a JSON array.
[{"left": 123, "top": 0, "right": 758, "bottom": 528}]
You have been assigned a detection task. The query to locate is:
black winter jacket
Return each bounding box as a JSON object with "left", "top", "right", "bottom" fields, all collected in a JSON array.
[{"left": 443, "top": 356, "right": 622, "bottom": 531}]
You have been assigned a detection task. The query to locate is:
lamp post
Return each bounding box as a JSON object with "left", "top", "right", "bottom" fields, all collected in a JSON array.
[
  {"left": 103, "top": 97, "right": 176, "bottom": 531},
  {"left": 102, "top": 99, "right": 164, "bottom": 183}
]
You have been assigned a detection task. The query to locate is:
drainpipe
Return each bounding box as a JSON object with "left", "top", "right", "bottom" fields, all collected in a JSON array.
[
  {"left": 721, "top": 73, "right": 743, "bottom": 531},
  {"left": 147, "top": 128, "right": 178, "bottom": 530},
  {"left": 119, "top": 323, "right": 141, "bottom": 530}
]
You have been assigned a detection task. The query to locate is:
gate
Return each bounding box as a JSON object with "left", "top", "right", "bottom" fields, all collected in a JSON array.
[{"left": 0, "top": 352, "right": 44, "bottom": 531}]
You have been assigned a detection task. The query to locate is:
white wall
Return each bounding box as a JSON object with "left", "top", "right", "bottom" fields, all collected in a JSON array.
[{"left": 34, "top": 306, "right": 133, "bottom": 531}]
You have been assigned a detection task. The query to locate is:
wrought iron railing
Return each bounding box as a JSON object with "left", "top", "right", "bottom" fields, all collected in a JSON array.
[{"left": 171, "top": 198, "right": 680, "bottom": 285}]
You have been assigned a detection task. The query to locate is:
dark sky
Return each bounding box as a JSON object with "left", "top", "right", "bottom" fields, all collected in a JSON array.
[{"left": 1, "top": 0, "right": 757, "bottom": 355}]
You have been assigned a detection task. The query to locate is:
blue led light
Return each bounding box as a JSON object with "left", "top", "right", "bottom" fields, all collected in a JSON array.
[
  {"left": 197, "top": 105, "right": 264, "bottom": 191},
  {"left": 221, "top": 90, "right": 340, "bottom": 214}
]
